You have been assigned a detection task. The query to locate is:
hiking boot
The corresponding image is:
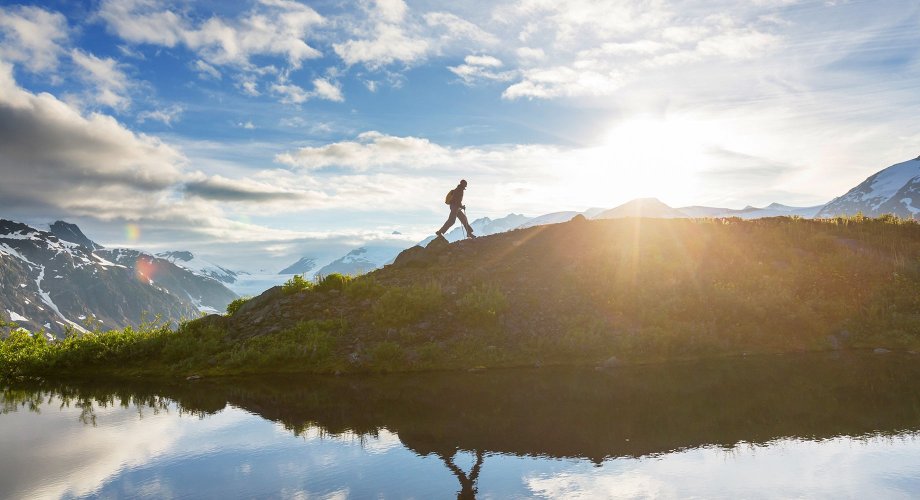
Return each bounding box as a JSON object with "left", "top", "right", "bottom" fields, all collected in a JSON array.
[
  {"left": 467, "top": 233, "right": 476, "bottom": 239},
  {"left": 435, "top": 230, "right": 443, "bottom": 237}
]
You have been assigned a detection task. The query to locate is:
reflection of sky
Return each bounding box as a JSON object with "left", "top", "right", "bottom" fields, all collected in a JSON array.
[{"left": 3, "top": 396, "right": 920, "bottom": 498}]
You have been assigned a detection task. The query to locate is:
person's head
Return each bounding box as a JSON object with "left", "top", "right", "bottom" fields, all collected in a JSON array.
[{"left": 459, "top": 179, "right": 467, "bottom": 189}]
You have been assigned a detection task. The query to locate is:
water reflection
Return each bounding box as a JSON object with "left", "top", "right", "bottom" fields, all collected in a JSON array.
[{"left": 3, "top": 351, "right": 920, "bottom": 498}]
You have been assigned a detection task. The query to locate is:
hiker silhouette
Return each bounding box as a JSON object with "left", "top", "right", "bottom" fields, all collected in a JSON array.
[{"left": 437, "top": 179, "right": 476, "bottom": 239}]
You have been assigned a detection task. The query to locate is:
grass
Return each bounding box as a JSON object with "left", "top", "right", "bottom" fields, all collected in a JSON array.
[{"left": 4, "top": 215, "right": 920, "bottom": 381}]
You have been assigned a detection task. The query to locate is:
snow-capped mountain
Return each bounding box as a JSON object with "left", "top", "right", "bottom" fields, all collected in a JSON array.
[
  {"left": 100, "top": 248, "right": 237, "bottom": 314},
  {"left": 678, "top": 202, "right": 823, "bottom": 219},
  {"left": 0, "top": 220, "right": 237, "bottom": 337},
  {"left": 421, "top": 213, "right": 534, "bottom": 246},
  {"left": 594, "top": 198, "right": 686, "bottom": 219},
  {"left": 517, "top": 211, "right": 580, "bottom": 229},
  {"left": 156, "top": 250, "right": 243, "bottom": 284},
  {"left": 278, "top": 257, "right": 317, "bottom": 275},
  {"left": 315, "top": 246, "right": 402, "bottom": 277},
  {"left": 817, "top": 156, "right": 920, "bottom": 218}
]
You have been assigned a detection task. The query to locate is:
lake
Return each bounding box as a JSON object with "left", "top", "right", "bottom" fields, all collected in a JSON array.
[{"left": 3, "top": 351, "right": 920, "bottom": 499}]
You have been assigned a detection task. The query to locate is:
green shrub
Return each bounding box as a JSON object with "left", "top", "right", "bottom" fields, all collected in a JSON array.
[
  {"left": 372, "top": 282, "right": 443, "bottom": 327},
  {"left": 457, "top": 285, "right": 508, "bottom": 326},
  {"left": 226, "top": 296, "right": 252, "bottom": 316},
  {"left": 344, "top": 276, "right": 385, "bottom": 300},
  {"left": 226, "top": 320, "right": 342, "bottom": 371},
  {"left": 282, "top": 274, "right": 313, "bottom": 294},
  {"left": 369, "top": 341, "right": 405, "bottom": 371},
  {"left": 315, "top": 273, "right": 352, "bottom": 293}
]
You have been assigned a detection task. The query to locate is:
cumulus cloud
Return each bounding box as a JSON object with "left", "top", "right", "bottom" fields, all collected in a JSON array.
[
  {"left": 0, "top": 5, "right": 69, "bottom": 73},
  {"left": 70, "top": 49, "right": 132, "bottom": 110},
  {"left": 270, "top": 77, "right": 344, "bottom": 104},
  {"left": 97, "top": 0, "right": 324, "bottom": 69},
  {"left": 0, "top": 60, "right": 184, "bottom": 218},
  {"left": 449, "top": 54, "right": 515, "bottom": 84},
  {"left": 275, "top": 131, "right": 453, "bottom": 171},
  {"left": 483, "top": 0, "right": 786, "bottom": 99}
]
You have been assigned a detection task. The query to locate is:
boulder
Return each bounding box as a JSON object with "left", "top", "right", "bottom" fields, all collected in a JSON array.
[{"left": 392, "top": 245, "right": 428, "bottom": 267}]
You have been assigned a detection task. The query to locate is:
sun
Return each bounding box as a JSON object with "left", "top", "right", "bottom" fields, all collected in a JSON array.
[{"left": 574, "top": 115, "right": 722, "bottom": 207}]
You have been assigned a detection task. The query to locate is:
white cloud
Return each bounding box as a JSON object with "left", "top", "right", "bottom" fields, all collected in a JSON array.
[
  {"left": 311, "top": 78, "right": 344, "bottom": 102},
  {"left": 138, "top": 105, "right": 184, "bottom": 125},
  {"left": 487, "top": 0, "right": 788, "bottom": 100},
  {"left": 275, "top": 131, "right": 453, "bottom": 171},
  {"left": 70, "top": 49, "right": 132, "bottom": 110},
  {"left": 0, "top": 61, "right": 183, "bottom": 214},
  {"left": 0, "top": 5, "right": 69, "bottom": 73},
  {"left": 193, "top": 60, "right": 222, "bottom": 80},
  {"left": 424, "top": 11, "right": 499, "bottom": 46},
  {"left": 449, "top": 54, "right": 515, "bottom": 84},
  {"left": 270, "top": 78, "right": 344, "bottom": 104},
  {"left": 98, "top": 0, "right": 324, "bottom": 69},
  {"left": 334, "top": 21, "right": 430, "bottom": 69}
]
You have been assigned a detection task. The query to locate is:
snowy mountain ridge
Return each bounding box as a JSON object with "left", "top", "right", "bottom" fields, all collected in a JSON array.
[
  {"left": 0, "top": 219, "right": 237, "bottom": 337},
  {"left": 817, "top": 156, "right": 920, "bottom": 218}
]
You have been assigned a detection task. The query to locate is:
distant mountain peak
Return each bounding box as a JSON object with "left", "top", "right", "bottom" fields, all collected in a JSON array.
[
  {"left": 49, "top": 220, "right": 103, "bottom": 250},
  {"left": 279, "top": 257, "right": 317, "bottom": 275},
  {"left": 158, "top": 250, "right": 194, "bottom": 262},
  {"left": 594, "top": 198, "right": 684, "bottom": 219},
  {"left": 817, "top": 157, "right": 920, "bottom": 218}
]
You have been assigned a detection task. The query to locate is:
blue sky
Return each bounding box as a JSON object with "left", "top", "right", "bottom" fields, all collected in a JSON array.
[{"left": 1, "top": 0, "right": 919, "bottom": 271}]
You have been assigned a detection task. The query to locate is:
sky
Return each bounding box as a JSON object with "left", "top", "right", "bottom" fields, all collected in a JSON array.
[{"left": 1, "top": 0, "right": 919, "bottom": 272}]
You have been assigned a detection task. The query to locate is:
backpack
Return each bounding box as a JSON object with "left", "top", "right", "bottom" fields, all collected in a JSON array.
[{"left": 444, "top": 189, "right": 455, "bottom": 205}]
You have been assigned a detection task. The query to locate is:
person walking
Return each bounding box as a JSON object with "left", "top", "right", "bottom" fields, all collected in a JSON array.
[{"left": 437, "top": 179, "right": 475, "bottom": 239}]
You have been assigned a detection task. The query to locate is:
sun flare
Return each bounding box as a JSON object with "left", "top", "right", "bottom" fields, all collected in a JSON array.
[{"left": 573, "top": 116, "right": 726, "bottom": 207}]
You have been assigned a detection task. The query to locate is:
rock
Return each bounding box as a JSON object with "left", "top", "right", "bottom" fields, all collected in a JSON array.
[
  {"left": 426, "top": 235, "right": 450, "bottom": 253},
  {"left": 195, "top": 313, "right": 228, "bottom": 331},
  {"left": 826, "top": 335, "right": 841, "bottom": 350},
  {"left": 874, "top": 348, "right": 891, "bottom": 354},
  {"left": 186, "top": 374, "right": 202, "bottom": 381},
  {"left": 392, "top": 245, "right": 428, "bottom": 267},
  {"left": 569, "top": 214, "right": 587, "bottom": 224},
  {"left": 468, "top": 366, "right": 486, "bottom": 373}
]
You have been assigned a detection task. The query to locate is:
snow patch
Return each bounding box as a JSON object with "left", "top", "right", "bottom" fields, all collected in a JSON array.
[
  {"left": 900, "top": 198, "right": 920, "bottom": 214},
  {"left": 7, "top": 310, "right": 29, "bottom": 322},
  {"left": 34, "top": 265, "right": 87, "bottom": 333}
]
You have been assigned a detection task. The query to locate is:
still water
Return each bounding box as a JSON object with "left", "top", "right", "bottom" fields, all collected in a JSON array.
[{"left": 3, "top": 352, "right": 920, "bottom": 499}]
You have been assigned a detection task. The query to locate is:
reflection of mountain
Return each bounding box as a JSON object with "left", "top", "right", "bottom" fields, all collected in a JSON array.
[{"left": 13, "top": 352, "right": 920, "bottom": 463}]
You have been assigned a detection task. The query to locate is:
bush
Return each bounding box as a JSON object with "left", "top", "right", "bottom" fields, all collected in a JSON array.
[
  {"left": 369, "top": 341, "right": 405, "bottom": 371},
  {"left": 282, "top": 274, "right": 313, "bottom": 294},
  {"left": 344, "top": 276, "right": 385, "bottom": 300},
  {"left": 372, "top": 282, "right": 443, "bottom": 327},
  {"left": 457, "top": 285, "right": 508, "bottom": 326},
  {"left": 226, "top": 296, "right": 252, "bottom": 316},
  {"left": 225, "top": 320, "right": 342, "bottom": 371},
  {"left": 315, "top": 273, "right": 352, "bottom": 293}
]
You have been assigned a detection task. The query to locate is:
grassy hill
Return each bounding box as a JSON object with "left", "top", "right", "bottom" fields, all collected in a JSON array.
[{"left": 3, "top": 215, "right": 920, "bottom": 380}]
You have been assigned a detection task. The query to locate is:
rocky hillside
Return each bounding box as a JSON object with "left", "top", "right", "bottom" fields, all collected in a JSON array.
[{"left": 197, "top": 214, "right": 920, "bottom": 372}]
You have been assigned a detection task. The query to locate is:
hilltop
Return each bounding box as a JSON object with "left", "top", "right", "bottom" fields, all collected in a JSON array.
[{"left": 3, "top": 214, "right": 920, "bottom": 379}]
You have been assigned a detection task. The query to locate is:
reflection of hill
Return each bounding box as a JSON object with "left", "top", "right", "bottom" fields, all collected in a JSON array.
[{"left": 7, "top": 352, "right": 920, "bottom": 462}]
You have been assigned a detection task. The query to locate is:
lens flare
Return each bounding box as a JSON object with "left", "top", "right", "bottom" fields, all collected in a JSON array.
[
  {"left": 135, "top": 257, "right": 157, "bottom": 283},
  {"left": 125, "top": 224, "right": 141, "bottom": 242}
]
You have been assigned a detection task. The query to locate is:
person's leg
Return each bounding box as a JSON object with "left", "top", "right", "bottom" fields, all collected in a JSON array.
[
  {"left": 457, "top": 210, "right": 474, "bottom": 237},
  {"left": 438, "top": 207, "right": 459, "bottom": 235}
]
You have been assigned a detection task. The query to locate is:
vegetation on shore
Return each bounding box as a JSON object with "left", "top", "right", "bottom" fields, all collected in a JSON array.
[{"left": 3, "top": 214, "right": 920, "bottom": 381}]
